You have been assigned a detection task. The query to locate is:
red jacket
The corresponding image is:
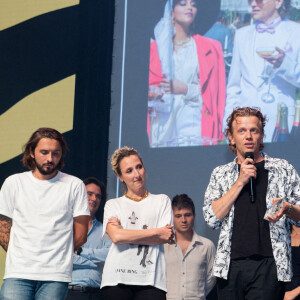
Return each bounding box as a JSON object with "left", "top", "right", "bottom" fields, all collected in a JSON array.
[{"left": 148, "top": 34, "right": 226, "bottom": 144}]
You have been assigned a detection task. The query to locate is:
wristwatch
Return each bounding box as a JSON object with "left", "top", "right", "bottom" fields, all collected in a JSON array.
[{"left": 76, "top": 247, "right": 82, "bottom": 256}]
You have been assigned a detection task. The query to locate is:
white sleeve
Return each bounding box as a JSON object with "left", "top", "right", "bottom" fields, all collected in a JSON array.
[
  {"left": 203, "top": 167, "right": 224, "bottom": 229},
  {"left": 72, "top": 181, "right": 90, "bottom": 218},
  {"left": 0, "top": 177, "right": 15, "bottom": 218},
  {"left": 158, "top": 195, "right": 173, "bottom": 227},
  {"left": 102, "top": 200, "right": 121, "bottom": 240}
]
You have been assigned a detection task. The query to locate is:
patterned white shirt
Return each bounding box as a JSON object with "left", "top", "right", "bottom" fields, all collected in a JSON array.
[{"left": 203, "top": 153, "right": 300, "bottom": 281}]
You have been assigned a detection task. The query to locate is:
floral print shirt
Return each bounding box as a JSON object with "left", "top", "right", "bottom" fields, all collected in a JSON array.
[{"left": 203, "top": 153, "right": 300, "bottom": 281}]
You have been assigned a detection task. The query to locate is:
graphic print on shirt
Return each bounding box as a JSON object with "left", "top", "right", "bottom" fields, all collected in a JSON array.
[
  {"left": 129, "top": 211, "right": 138, "bottom": 224},
  {"left": 137, "top": 225, "right": 152, "bottom": 267}
]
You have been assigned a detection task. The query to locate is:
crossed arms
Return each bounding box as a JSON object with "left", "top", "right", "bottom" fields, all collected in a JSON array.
[
  {"left": 107, "top": 217, "right": 174, "bottom": 245},
  {"left": 107, "top": 223, "right": 174, "bottom": 245}
]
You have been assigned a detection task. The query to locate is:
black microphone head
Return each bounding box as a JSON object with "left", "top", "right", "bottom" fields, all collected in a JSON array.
[{"left": 245, "top": 152, "right": 254, "bottom": 160}]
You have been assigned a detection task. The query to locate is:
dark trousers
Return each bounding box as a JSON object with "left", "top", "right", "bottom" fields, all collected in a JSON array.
[
  {"left": 67, "top": 289, "right": 101, "bottom": 300},
  {"left": 217, "top": 256, "right": 285, "bottom": 300},
  {"left": 101, "top": 284, "right": 166, "bottom": 300}
]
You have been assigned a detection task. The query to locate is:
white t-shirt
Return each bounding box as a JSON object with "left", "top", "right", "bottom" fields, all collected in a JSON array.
[
  {"left": 101, "top": 193, "right": 173, "bottom": 292},
  {"left": 0, "top": 171, "right": 90, "bottom": 282}
]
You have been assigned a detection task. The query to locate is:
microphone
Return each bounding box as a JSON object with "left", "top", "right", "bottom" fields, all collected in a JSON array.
[{"left": 244, "top": 152, "right": 255, "bottom": 203}]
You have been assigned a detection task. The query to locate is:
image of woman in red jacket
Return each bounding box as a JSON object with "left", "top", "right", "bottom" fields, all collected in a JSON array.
[{"left": 147, "top": 0, "right": 226, "bottom": 148}]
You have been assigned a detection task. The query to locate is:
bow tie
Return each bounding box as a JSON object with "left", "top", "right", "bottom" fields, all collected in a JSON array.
[{"left": 256, "top": 19, "right": 281, "bottom": 34}]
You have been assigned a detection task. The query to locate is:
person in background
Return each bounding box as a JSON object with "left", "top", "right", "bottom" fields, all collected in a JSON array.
[
  {"left": 164, "top": 194, "right": 216, "bottom": 300},
  {"left": 205, "top": 11, "right": 233, "bottom": 54},
  {"left": 230, "top": 14, "right": 241, "bottom": 34},
  {"left": 67, "top": 177, "right": 111, "bottom": 300},
  {"left": 100, "top": 146, "right": 174, "bottom": 300},
  {"left": 0, "top": 128, "right": 90, "bottom": 300}
]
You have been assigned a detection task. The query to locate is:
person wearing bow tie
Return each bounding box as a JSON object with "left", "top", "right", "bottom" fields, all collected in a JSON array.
[{"left": 224, "top": 0, "right": 300, "bottom": 143}]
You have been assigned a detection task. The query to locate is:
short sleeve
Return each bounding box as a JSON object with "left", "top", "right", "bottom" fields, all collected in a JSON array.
[
  {"left": 158, "top": 195, "right": 173, "bottom": 227},
  {"left": 0, "top": 177, "right": 15, "bottom": 218},
  {"left": 102, "top": 200, "right": 121, "bottom": 240},
  {"left": 203, "top": 167, "right": 224, "bottom": 229},
  {"left": 72, "top": 181, "right": 90, "bottom": 218}
]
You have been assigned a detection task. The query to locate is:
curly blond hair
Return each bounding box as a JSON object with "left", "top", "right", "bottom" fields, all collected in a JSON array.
[
  {"left": 111, "top": 146, "right": 144, "bottom": 176},
  {"left": 225, "top": 107, "right": 266, "bottom": 154}
]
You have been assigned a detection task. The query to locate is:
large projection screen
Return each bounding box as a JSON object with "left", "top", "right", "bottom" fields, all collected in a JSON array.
[{"left": 108, "top": 0, "right": 300, "bottom": 244}]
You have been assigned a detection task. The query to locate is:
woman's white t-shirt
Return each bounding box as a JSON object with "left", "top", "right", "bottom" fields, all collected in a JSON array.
[{"left": 101, "top": 193, "right": 173, "bottom": 292}]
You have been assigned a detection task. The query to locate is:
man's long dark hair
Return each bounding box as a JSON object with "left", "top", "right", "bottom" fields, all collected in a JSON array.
[{"left": 22, "top": 127, "right": 68, "bottom": 170}]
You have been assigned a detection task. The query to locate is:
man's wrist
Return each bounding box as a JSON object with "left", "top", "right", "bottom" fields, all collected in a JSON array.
[{"left": 76, "top": 247, "right": 82, "bottom": 255}]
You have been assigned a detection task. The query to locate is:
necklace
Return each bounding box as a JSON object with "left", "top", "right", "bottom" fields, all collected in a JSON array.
[
  {"left": 174, "top": 37, "right": 191, "bottom": 46},
  {"left": 125, "top": 190, "right": 149, "bottom": 202}
]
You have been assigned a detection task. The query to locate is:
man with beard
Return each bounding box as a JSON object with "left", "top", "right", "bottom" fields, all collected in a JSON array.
[{"left": 0, "top": 128, "right": 90, "bottom": 300}]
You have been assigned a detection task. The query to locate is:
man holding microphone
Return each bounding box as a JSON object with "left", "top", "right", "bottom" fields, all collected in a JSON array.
[{"left": 204, "top": 107, "right": 300, "bottom": 299}]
